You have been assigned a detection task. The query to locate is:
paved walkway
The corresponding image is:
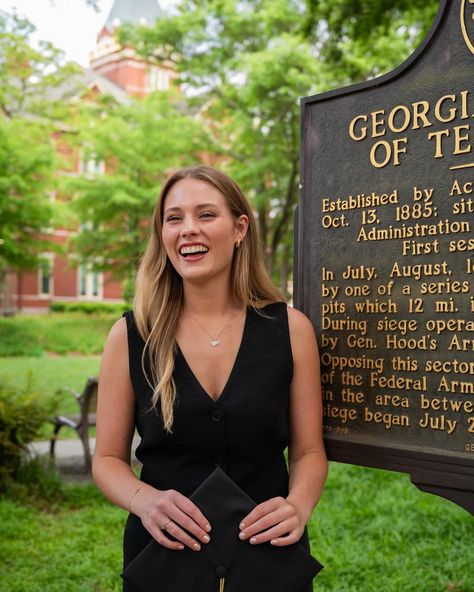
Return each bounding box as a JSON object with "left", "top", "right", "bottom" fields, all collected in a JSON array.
[{"left": 30, "top": 435, "right": 141, "bottom": 482}]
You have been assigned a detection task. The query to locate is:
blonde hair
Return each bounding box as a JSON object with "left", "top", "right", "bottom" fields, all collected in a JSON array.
[{"left": 133, "top": 165, "right": 283, "bottom": 432}]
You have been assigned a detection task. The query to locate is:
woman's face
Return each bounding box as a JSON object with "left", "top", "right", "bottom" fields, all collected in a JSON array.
[{"left": 161, "top": 178, "right": 248, "bottom": 285}]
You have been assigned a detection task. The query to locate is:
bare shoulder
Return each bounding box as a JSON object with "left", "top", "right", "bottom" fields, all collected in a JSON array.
[
  {"left": 286, "top": 304, "right": 316, "bottom": 339},
  {"left": 104, "top": 317, "right": 128, "bottom": 350},
  {"left": 286, "top": 304, "right": 319, "bottom": 360},
  {"left": 99, "top": 317, "right": 131, "bottom": 392}
]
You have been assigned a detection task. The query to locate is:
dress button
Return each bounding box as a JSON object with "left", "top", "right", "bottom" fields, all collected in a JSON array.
[{"left": 210, "top": 409, "right": 222, "bottom": 422}]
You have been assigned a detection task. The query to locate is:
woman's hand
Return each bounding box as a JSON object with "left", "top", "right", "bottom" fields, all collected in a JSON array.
[
  {"left": 238, "top": 496, "right": 305, "bottom": 547},
  {"left": 131, "top": 485, "right": 212, "bottom": 552}
]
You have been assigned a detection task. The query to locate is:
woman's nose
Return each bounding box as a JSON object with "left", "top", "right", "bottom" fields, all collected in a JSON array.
[{"left": 180, "top": 215, "right": 199, "bottom": 236}]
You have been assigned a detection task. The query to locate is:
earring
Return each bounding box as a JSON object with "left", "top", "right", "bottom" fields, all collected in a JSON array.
[{"left": 235, "top": 239, "right": 241, "bottom": 248}]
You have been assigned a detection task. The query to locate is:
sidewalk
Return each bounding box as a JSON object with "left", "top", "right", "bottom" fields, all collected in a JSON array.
[{"left": 30, "top": 435, "right": 141, "bottom": 482}]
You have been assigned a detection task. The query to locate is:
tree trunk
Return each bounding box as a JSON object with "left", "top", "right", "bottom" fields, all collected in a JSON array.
[{"left": 280, "top": 244, "right": 290, "bottom": 300}]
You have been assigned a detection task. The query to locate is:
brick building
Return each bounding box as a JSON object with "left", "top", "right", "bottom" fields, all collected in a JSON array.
[{"left": 4, "top": 0, "right": 172, "bottom": 314}]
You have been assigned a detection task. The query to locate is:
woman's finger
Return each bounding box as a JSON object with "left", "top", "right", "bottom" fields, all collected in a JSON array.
[
  {"left": 166, "top": 505, "right": 212, "bottom": 546},
  {"left": 269, "top": 530, "right": 302, "bottom": 547},
  {"left": 239, "top": 497, "right": 285, "bottom": 529},
  {"left": 246, "top": 521, "right": 299, "bottom": 545},
  {"left": 239, "top": 504, "right": 295, "bottom": 539},
  {"left": 144, "top": 520, "right": 185, "bottom": 551},
  {"left": 174, "top": 491, "right": 212, "bottom": 534},
  {"left": 160, "top": 519, "right": 205, "bottom": 552}
]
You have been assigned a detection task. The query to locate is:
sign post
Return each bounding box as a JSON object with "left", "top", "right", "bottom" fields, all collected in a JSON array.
[{"left": 297, "top": 0, "right": 474, "bottom": 514}]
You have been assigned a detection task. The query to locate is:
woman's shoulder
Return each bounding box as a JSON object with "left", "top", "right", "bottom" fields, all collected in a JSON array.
[
  {"left": 286, "top": 304, "right": 317, "bottom": 343},
  {"left": 105, "top": 316, "right": 128, "bottom": 345}
]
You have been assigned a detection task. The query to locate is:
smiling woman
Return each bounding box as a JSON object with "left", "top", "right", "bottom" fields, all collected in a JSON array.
[
  {"left": 161, "top": 178, "right": 248, "bottom": 287},
  {"left": 92, "top": 165, "right": 328, "bottom": 592}
]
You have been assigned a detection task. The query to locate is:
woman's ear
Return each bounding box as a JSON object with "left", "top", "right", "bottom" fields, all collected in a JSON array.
[{"left": 234, "top": 214, "right": 249, "bottom": 242}]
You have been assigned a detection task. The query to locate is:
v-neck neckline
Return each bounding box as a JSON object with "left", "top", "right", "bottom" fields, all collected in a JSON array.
[{"left": 177, "top": 307, "right": 251, "bottom": 405}]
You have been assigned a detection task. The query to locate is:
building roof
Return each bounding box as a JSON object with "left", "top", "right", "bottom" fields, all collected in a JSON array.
[
  {"left": 45, "top": 68, "right": 131, "bottom": 105},
  {"left": 103, "top": 0, "right": 163, "bottom": 32}
]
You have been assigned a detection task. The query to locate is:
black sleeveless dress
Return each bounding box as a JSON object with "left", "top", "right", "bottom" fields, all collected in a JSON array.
[{"left": 122, "top": 302, "right": 313, "bottom": 591}]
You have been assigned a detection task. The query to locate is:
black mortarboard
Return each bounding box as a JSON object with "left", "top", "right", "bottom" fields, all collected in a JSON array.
[{"left": 122, "top": 466, "right": 323, "bottom": 592}]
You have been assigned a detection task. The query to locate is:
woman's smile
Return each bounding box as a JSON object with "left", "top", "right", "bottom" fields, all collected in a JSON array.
[{"left": 178, "top": 242, "right": 210, "bottom": 263}]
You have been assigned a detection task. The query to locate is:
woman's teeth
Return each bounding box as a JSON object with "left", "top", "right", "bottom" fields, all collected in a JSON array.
[{"left": 180, "top": 245, "right": 209, "bottom": 256}]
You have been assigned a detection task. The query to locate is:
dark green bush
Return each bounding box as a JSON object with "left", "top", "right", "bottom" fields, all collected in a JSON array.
[
  {"left": 0, "top": 382, "right": 52, "bottom": 491},
  {"left": 50, "top": 301, "right": 127, "bottom": 315},
  {"left": 5, "top": 456, "right": 65, "bottom": 506}
]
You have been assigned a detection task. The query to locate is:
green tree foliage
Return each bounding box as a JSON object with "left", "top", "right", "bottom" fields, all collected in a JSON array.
[
  {"left": 0, "top": 117, "right": 55, "bottom": 271},
  {"left": 123, "top": 0, "right": 439, "bottom": 292},
  {"left": 68, "top": 90, "right": 207, "bottom": 285},
  {"left": 0, "top": 13, "right": 80, "bottom": 120},
  {"left": 0, "top": 13, "right": 80, "bottom": 274},
  {"left": 304, "top": 0, "right": 440, "bottom": 85}
]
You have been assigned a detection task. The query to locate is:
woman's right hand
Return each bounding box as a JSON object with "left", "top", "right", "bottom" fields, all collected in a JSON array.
[{"left": 130, "top": 485, "right": 212, "bottom": 551}]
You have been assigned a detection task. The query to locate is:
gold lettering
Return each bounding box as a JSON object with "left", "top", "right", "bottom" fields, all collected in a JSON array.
[
  {"left": 388, "top": 104, "right": 411, "bottom": 133},
  {"left": 411, "top": 100, "right": 432, "bottom": 129},
  {"left": 428, "top": 129, "right": 450, "bottom": 157},
  {"left": 434, "top": 94, "right": 457, "bottom": 122},
  {"left": 453, "top": 123, "right": 472, "bottom": 155},
  {"left": 348, "top": 114, "right": 368, "bottom": 141}
]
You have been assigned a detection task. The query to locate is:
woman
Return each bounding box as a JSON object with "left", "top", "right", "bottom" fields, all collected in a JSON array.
[{"left": 93, "top": 165, "right": 328, "bottom": 590}]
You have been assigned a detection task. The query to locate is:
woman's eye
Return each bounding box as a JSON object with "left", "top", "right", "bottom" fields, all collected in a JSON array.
[
  {"left": 165, "top": 215, "right": 181, "bottom": 222},
  {"left": 200, "top": 211, "right": 216, "bottom": 218}
]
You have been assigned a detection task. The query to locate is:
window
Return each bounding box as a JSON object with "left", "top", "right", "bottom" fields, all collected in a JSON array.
[
  {"left": 78, "top": 264, "right": 102, "bottom": 298},
  {"left": 147, "top": 67, "right": 170, "bottom": 91},
  {"left": 80, "top": 151, "right": 105, "bottom": 177},
  {"left": 39, "top": 255, "right": 53, "bottom": 296}
]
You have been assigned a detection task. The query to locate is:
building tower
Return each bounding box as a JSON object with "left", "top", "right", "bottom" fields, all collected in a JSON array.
[{"left": 89, "top": 0, "right": 173, "bottom": 96}]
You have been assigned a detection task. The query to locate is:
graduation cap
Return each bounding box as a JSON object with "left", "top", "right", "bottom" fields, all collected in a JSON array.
[{"left": 122, "top": 466, "right": 323, "bottom": 592}]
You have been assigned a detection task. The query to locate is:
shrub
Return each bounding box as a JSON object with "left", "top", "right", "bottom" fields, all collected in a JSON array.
[
  {"left": 5, "top": 455, "right": 66, "bottom": 506},
  {"left": 50, "top": 301, "right": 127, "bottom": 315},
  {"left": 0, "top": 381, "right": 53, "bottom": 491},
  {"left": 0, "top": 320, "right": 42, "bottom": 356}
]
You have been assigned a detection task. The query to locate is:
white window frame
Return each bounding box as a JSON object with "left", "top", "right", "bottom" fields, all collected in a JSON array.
[
  {"left": 79, "top": 150, "right": 105, "bottom": 178},
  {"left": 78, "top": 264, "right": 103, "bottom": 299}
]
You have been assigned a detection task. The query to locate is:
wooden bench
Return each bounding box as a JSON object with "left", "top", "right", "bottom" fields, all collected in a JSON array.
[{"left": 49, "top": 377, "right": 98, "bottom": 473}]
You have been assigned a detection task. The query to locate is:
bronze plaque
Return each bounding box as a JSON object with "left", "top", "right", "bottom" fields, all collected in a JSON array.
[{"left": 298, "top": 0, "right": 474, "bottom": 512}]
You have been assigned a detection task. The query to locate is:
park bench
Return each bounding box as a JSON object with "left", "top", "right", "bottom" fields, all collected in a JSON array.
[{"left": 49, "top": 377, "right": 98, "bottom": 473}]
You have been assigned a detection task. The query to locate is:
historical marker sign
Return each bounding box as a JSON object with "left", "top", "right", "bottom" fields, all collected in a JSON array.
[{"left": 297, "top": 0, "right": 474, "bottom": 513}]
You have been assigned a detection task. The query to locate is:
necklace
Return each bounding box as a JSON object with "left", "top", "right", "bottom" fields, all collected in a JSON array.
[{"left": 188, "top": 308, "right": 242, "bottom": 347}]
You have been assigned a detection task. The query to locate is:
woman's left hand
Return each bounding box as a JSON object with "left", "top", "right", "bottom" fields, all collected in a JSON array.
[{"left": 238, "top": 496, "right": 305, "bottom": 546}]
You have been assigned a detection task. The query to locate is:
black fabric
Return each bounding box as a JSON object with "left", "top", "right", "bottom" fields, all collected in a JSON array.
[
  {"left": 122, "top": 466, "right": 323, "bottom": 592},
  {"left": 122, "top": 303, "right": 319, "bottom": 591}
]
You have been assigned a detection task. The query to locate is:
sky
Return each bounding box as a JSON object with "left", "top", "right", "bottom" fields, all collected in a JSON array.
[{"left": 0, "top": 0, "right": 176, "bottom": 66}]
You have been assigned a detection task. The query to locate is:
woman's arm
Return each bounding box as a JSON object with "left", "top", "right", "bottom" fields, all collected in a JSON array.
[
  {"left": 238, "top": 305, "right": 328, "bottom": 546},
  {"left": 93, "top": 318, "right": 211, "bottom": 552}
]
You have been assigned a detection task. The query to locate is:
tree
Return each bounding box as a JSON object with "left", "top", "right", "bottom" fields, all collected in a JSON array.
[
  {"left": 0, "top": 12, "right": 84, "bottom": 311},
  {"left": 123, "top": 0, "right": 439, "bottom": 294},
  {"left": 68, "top": 90, "right": 207, "bottom": 289},
  {"left": 0, "top": 116, "right": 55, "bottom": 271},
  {"left": 0, "top": 13, "right": 80, "bottom": 121}
]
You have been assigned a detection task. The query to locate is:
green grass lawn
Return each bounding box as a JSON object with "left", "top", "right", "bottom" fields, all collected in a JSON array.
[
  {"left": 311, "top": 464, "right": 473, "bottom": 592},
  {"left": 0, "top": 313, "right": 118, "bottom": 356},
  {"left": 0, "top": 462, "right": 472, "bottom": 592}
]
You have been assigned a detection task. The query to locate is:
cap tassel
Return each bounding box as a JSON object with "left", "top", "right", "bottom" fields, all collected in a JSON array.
[{"left": 219, "top": 578, "right": 225, "bottom": 592}]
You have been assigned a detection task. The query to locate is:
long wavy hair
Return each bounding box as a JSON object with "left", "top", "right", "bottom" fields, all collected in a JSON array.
[{"left": 133, "top": 165, "right": 284, "bottom": 432}]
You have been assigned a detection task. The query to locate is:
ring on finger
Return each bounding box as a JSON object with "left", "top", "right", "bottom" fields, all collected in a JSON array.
[{"left": 161, "top": 519, "right": 171, "bottom": 530}]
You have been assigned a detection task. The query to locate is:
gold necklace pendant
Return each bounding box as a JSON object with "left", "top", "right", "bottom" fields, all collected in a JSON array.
[{"left": 211, "top": 339, "right": 220, "bottom": 347}]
